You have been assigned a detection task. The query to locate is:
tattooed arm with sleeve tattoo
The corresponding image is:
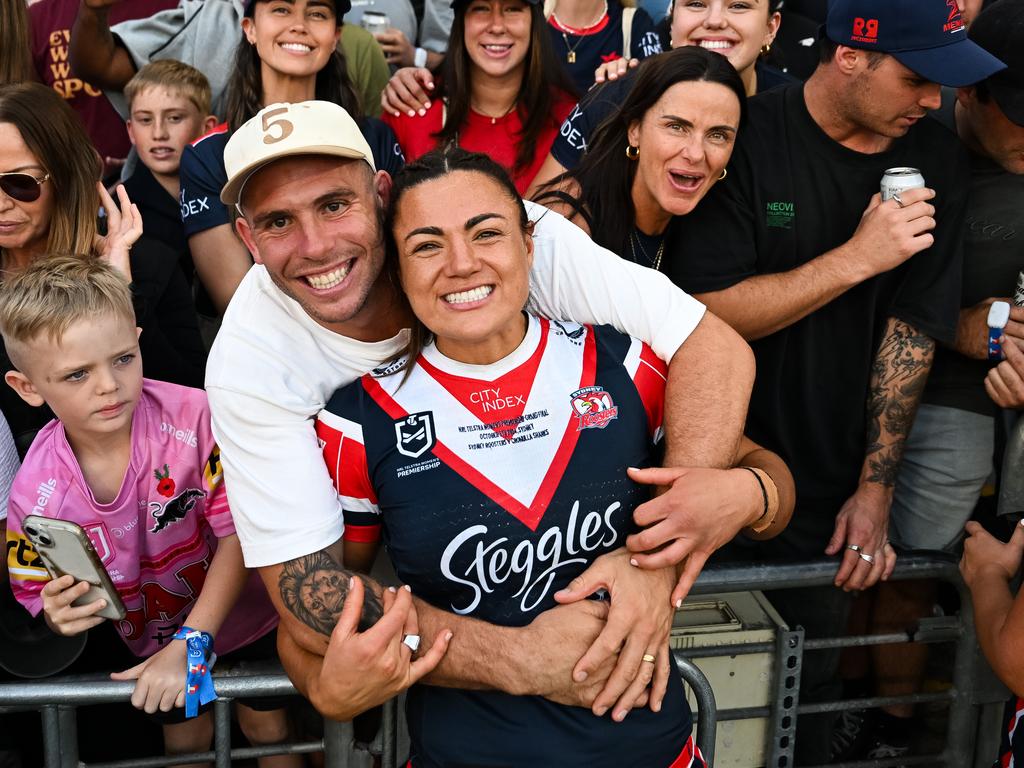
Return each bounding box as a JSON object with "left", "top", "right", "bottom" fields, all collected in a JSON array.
[
  {"left": 826, "top": 318, "right": 935, "bottom": 591},
  {"left": 261, "top": 539, "right": 618, "bottom": 722}
]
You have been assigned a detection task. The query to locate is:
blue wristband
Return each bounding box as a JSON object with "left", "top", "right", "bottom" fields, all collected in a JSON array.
[{"left": 172, "top": 626, "right": 216, "bottom": 718}]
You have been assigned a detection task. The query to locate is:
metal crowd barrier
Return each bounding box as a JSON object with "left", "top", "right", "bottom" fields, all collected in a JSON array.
[{"left": 0, "top": 553, "right": 999, "bottom": 767}]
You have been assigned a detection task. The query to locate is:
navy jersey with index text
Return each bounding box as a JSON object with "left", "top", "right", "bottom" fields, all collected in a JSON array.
[{"left": 315, "top": 316, "right": 700, "bottom": 768}]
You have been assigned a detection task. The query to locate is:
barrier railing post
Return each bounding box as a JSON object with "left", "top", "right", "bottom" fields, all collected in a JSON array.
[
  {"left": 57, "top": 704, "right": 78, "bottom": 768},
  {"left": 766, "top": 628, "right": 803, "bottom": 767},
  {"left": 675, "top": 655, "right": 717, "bottom": 765},
  {"left": 945, "top": 582, "right": 980, "bottom": 766},
  {"left": 323, "top": 718, "right": 353, "bottom": 767},
  {"left": 382, "top": 695, "right": 399, "bottom": 768},
  {"left": 213, "top": 697, "right": 232, "bottom": 768}
]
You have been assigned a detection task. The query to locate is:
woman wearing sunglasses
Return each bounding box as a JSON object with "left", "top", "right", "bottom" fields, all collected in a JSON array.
[{"left": 0, "top": 82, "right": 205, "bottom": 452}]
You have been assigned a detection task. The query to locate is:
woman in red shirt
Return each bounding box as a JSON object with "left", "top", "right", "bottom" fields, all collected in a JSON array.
[{"left": 383, "top": 0, "right": 577, "bottom": 195}]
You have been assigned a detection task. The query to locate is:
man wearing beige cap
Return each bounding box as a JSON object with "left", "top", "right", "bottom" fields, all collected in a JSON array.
[{"left": 207, "top": 100, "right": 758, "bottom": 720}]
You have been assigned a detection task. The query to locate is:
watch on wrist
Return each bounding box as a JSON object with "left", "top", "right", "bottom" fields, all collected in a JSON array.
[{"left": 988, "top": 301, "right": 1011, "bottom": 361}]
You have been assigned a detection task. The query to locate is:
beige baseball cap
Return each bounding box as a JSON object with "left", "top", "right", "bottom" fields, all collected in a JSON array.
[{"left": 221, "top": 100, "right": 376, "bottom": 207}]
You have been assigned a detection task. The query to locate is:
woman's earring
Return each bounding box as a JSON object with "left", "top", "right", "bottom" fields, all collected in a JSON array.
[
  {"left": 719, "top": 168, "right": 728, "bottom": 181},
  {"left": 625, "top": 144, "right": 640, "bottom": 160},
  {"left": 760, "top": 42, "right": 771, "bottom": 56}
]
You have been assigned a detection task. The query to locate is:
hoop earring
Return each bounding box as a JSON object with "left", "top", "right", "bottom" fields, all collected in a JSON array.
[
  {"left": 625, "top": 144, "right": 639, "bottom": 160},
  {"left": 719, "top": 168, "right": 727, "bottom": 181}
]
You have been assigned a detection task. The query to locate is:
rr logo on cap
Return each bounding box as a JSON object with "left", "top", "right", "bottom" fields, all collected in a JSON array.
[{"left": 852, "top": 17, "right": 879, "bottom": 42}]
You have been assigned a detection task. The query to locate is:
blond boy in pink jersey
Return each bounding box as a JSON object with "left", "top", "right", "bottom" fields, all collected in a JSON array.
[{"left": 1, "top": 256, "right": 299, "bottom": 767}]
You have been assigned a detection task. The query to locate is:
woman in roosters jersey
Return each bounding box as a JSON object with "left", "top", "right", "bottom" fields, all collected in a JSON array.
[{"left": 315, "top": 148, "right": 793, "bottom": 767}]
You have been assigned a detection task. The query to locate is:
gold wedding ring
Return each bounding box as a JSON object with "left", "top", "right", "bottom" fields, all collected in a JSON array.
[{"left": 641, "top": 654, "right": 656, "bottom": 664}]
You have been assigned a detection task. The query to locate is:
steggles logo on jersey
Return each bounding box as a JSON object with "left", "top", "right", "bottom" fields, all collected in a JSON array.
[
  {"left": 440, "top": 499, "right": 624, "bottom": 614},
  {"left": 570, "top": 387, "right": 619, "bottom": 430},
  {"left": 395, "top": 412, "right": 436, "bottom": 459}
]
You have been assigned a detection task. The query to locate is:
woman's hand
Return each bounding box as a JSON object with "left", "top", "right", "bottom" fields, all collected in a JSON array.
[
  {"left": 41, "top": 574, "right": 107, "bottom": 636},
  {"left": 593, "top": 56, "right": 638, "bottom": 84},
  {"left": 375, "top": 28, "right": 415, "bottom": 67},
  {"left": 111, "top": 640, "right": 188, "bottom": 713},
  {"left": 95, "top": 182, "right": 142, "bottom": 282},
  {"left": 381, "top": 67, "right": 434, "bottom": 118}
]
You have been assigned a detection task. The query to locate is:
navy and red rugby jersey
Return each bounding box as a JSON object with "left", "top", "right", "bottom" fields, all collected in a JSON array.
[
  {"left": 316, "top": 316, "right": 699, "bottom": 768},
  {"left": 998, "top": 695, "right": 1024, "bottom": 767}
]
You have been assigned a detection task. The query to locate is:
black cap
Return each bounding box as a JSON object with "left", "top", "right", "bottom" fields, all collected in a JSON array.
[
  {"left": 245, "top": 0, "right": 352, "bottom": 18},
  {"left": 970, "top": 0, "right": 1024, "bottom": 125}
]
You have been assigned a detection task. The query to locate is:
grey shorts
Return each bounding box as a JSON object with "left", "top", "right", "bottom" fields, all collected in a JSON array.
[{"left": 890, "top": 403, "right": 995, "bottom": 553}]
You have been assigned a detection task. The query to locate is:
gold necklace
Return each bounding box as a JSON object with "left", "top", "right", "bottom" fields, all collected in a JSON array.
[
  {"left": 629, "top": 230, "right": 665, "bottom": 271},
  {"left": 551, "top": 1, "right": 608, "bottom": 63},
  {"left": 470, "top": 99, "right": 517, "bottom": 125}
]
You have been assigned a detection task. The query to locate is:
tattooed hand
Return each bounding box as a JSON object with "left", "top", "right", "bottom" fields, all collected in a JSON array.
[{"left": 826, "top": 318, "right": 933, "bottom": 591}]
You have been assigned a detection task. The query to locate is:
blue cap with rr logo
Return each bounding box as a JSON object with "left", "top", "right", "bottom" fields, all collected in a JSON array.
[{"left": 824, "top": 0, "right": 1005, "bottom": 87}]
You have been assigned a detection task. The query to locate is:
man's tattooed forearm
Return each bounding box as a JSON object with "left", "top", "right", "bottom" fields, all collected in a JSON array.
[
  {"left": 278, "top": 551, "right": 384, "bottom": 635},
  {"left": 863, "top": 320, "right": 935, "bottom": 486}
]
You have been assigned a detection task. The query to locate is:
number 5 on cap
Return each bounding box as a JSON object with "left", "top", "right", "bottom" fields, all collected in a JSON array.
[{"left": 262, "top": 106, "right": 294, "bottom": 145}]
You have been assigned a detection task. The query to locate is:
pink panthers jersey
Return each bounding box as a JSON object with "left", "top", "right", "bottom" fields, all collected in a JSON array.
[{"left": 6, "top": 379, "right": 277, "bottom": 659}]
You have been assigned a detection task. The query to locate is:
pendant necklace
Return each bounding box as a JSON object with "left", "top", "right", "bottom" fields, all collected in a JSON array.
[
  {"left": 551, "top": 1, "right": 608, "bottom": 63},
  {"left": 630, "top": 229, "right": 665, "bottom": 271}
]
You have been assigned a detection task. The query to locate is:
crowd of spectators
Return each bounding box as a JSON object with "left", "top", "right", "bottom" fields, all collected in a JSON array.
[{"left": 0, "top": 0, "right": 1022, "bottom": 765}]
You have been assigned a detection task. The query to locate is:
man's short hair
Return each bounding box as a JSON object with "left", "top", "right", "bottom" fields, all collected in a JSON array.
[
  {"left": 124, "top": 59, "right": 212, "bottom": 116},
  {"left": 0, "top": 256, "right": 135, "bottom": 367},
  {"left": 819, "top": 35, "right": 887, "bottom": 69}
]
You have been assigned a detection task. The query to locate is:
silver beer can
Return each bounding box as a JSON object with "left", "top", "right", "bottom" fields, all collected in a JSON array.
[
  {"left": 361, "top": 11, "right": 391, "bottom": 36},
  {"left": 880, "top": 167, "right": 925, "bottom": 202}
]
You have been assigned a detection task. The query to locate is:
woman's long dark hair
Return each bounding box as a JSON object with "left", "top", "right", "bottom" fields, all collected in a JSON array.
[
  {"left": 536, "top": 46, "right": 745, "bottom": 258},
  {"left": 434, "top": 1, "right": 578, "bottom": 173},
  {"left": 385, "top": 147, "right": 530, "bottom": 377},
  {"left": 224, "top": 0, "right": 361, "bottom": 129}
]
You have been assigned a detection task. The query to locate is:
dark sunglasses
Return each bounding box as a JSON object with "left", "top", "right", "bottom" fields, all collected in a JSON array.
[{"left": 0, "top": 172, "right": 50, "bottom": 203}]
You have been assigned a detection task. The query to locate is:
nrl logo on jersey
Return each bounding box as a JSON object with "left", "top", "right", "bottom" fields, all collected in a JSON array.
[
  {"left": 570, "top": 387, "right": 618, "bottom": 430},
  {"left": 395, "top": 412, "right": 436, "bottom": 458}
]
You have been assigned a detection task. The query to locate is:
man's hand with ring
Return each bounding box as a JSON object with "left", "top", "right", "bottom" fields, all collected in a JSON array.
[{"left": 826, "top": 484, "right": 897, "bottom": 591}]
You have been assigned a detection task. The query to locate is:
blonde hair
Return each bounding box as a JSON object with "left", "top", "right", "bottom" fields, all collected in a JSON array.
[
  {"left": 0, "top": 83, "right": 101, "bottom": 259},
  {"left": 125, "top": 59, "right": 213, "bottom": 116},
  {"left": 0, "top": 255, "right": 135, "bottom": 363}
]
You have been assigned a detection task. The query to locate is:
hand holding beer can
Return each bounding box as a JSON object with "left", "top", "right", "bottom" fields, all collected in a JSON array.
[{"left": 881, "top": 167, "right": 925, "bottom": 205}]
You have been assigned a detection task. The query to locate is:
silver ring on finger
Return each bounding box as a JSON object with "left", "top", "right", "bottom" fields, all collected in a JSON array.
[
  {"left": 858, "top": 552, "right": 875, "bottom": 564},
  {"left": 402, "top": 634, "right": 421, "bottom": 653},
  {"left": 846, "top": 544, "right": 863, "bottom": 553},
  {"left": 892, "top": 193, "right": 905, "bottom": 208}
]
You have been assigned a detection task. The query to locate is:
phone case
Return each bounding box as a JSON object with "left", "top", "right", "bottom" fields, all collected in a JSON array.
[{"left": 22, "top": 515, "right": 127, "bottom": 621}]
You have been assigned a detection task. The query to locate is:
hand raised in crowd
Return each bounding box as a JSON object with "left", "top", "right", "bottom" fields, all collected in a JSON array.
[
  {"left": 40, "top": 573, "right": 108, "bottom": 636},
  {"left": 553, "top": 547, "right": 675, "bottom": 721},
  {"left": 960, "top": 520, "right": 1024, "bottom": 588},
  {"left": 110, "top": 640, "right": 188, "bottom": 713},
  {"left": 593, "top": 56, "right": 638, "bottom": 84},
  {"left": 95, "top": 183, "right": 142, "bottom": 283},
  {"left": 625, "top": 466, "right": 766, "bottom": 607},
  {"left": 294, "top": 578, "right": 451, "bottom": 722},
  {"left": 381, "top": 67, "right": 434, "bottom": 118},
  {"left": 986, "top": 332, "right": 1024, "bottom": 409},
  {"left": 846, "top": 188, "right": 936, "bottom": 280},
  {"left": 826, "top": 485, "right": 898, "bottom": 591},
  {"left": 375, "top": 28, "right": 415, "bottom": 67}
]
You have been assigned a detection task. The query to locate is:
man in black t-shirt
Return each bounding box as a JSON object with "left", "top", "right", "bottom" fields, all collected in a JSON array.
[
  {"left": 669, "top": 0, "right": 1004, "bottom": 762},
  {"left": 862, "top": 1, "right": 1024, "bottom": 760}
]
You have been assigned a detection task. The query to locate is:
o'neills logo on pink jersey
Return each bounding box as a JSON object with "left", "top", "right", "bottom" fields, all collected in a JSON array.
[
  {"left": 440, "top": 500, "right": 623, "bottom": 615},
  {"left": 31, "top": 478, "right": 57, "bottom": 515}
]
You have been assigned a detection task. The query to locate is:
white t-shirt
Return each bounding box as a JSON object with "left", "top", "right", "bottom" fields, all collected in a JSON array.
[
  {"left": 206, "top": 202, "right": 705, "bottom": 567},
  {"left": 0, "top": 412, "right": 19, "bottom": 522}
]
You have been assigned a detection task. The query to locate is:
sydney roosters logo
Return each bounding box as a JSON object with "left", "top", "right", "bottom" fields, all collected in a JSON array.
[
  {"left": 570, "top": 387, "right": 618, "bottom": 430},
  {"left": 944, "top": 0, "right": 965, "bottom": 32}
]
